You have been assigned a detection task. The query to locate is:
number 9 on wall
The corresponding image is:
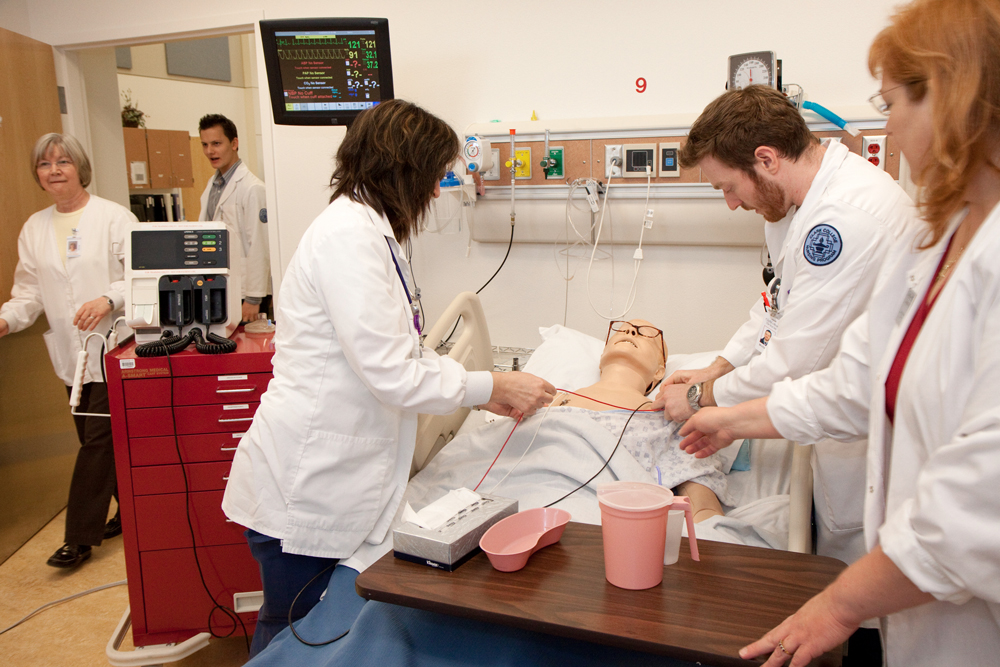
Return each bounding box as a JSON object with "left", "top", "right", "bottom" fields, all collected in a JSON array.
[{"left": 636, "top": 77, "right": 647, "bottom": 93}]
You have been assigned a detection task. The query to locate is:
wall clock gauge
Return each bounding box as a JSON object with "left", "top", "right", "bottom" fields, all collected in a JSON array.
[{"left": 728, "top": 51, "right": 777, "bottom": 90}]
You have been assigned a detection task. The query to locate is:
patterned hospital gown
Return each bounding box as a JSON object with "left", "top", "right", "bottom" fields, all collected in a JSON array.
[{"left": 586, "top": 410, "right": 734, "bottom": 507}]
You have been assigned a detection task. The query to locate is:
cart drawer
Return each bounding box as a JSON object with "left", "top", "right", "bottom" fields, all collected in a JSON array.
[
  {"left": 132, "top": 461, "right": 233, "bottom": 495},
  {"left": 141, "top": 544, "right": 260, "bottom": 636},
  {"left": 129, "top": 432, "right": 247, "bottom": 466},
  {"left": 133, "top": 490, "right": 245, "bottom": 550}
]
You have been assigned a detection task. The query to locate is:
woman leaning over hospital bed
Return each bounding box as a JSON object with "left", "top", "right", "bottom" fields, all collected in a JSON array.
[{"left": 678, "top": 0, "right": 1000, "bottom": 664}]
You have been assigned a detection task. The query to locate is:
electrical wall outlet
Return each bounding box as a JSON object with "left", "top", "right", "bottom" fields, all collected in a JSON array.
[
  {"left": 862, "top": 135, "right": 887, "bottom": 171},
  {"left": 605, "top": 144, "right": 623, "bottom": 179},
  {"left": 623, "top": 143, "right": 657, "bottom": 178},
  {"left": 483, "top": 148, "right": 501, "bottom": 181}
]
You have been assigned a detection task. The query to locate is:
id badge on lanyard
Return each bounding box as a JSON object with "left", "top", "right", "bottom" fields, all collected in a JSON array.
[
  {"left": 66, "top": 229, "right": 82, "bottom": 259},
  {"left": 756, "top": 276, "right": 782, "bottom": 353}
]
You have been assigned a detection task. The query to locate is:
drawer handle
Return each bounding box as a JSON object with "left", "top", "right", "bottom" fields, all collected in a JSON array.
[
  {"left": 217, "top": 388, "right": 254, "bottom": 394},
  {"left": 223, "top": 476, "right": 230, "bottom": 481},
  {"left": 219, "top": 417, "right": 254, "bottom": 423},
  {"left": 220, "top": 446, "right": 238, "bottom": 452},
  {"left": 225, "top": 519, "right": 235, "bottom": 523}
]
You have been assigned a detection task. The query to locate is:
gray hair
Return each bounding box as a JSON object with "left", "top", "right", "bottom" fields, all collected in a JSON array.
[{"left": 31, "top": 133, "right": 92, "bottom": 189}]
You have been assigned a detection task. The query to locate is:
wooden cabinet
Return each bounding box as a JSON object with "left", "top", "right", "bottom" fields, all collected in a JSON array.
[
  {"left": 123, "top": 128, "right": 195, "bottom": 190},
  {"left": 168, "top": 130, "right": 195, "bottom": 188},
  {"left": 106, "top": 332, "right": 275, "bottom": 647},
  {"left": 123, "top": 127, "right": 150, "bottom": 189}
]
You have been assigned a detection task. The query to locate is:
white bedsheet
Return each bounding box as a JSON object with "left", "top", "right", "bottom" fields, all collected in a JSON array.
[{"left": 343, "top": 408, "right": 791, "bottom": 572}]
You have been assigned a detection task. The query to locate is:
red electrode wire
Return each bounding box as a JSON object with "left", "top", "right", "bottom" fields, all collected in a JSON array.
[
  {"left": 471, "top": 388, "right": 659, "bottom": 491},
  {"left": 473, "top": 414, "right": 523, "bottom": 491}
]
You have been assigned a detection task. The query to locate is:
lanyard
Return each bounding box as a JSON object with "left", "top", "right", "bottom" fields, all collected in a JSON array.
[{"left": 384, "top": 236, "right": 422, "bottom": 335}]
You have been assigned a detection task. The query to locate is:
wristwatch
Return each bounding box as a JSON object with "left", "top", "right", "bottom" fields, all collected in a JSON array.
[
  {"left": 686, "top": 382, "right": 704, "bottom": 413},
  {"left": 104, "top": 296, "right": 115, "bottom": 310}
]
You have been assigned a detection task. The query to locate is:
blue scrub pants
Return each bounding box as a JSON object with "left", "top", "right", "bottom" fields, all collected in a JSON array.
[{"left": 245, "top": 529, "right": 338, "bottom": 657}]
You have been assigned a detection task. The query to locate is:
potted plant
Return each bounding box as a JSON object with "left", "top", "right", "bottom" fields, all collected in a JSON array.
[{"left": 121, "top": 89, "right": 148, "bottom": 128}]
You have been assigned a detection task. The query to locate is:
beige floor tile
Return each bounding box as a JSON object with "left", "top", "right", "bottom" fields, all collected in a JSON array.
[{"left": 0, "top": 509, "right": 248, "bottom": 667}]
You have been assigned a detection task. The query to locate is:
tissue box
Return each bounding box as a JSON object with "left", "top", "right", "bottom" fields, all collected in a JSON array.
[{"left": 393, "top": 494, "right": 518, "bottom": 571}]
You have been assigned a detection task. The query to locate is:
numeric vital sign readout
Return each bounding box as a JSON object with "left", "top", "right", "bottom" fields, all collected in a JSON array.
[{"left": 274, "top": 30, "right": 384, "bottom": 112}]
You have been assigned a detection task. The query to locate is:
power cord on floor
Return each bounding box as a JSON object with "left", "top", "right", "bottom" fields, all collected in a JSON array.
[{"left": 0, "top": 580, "right": 127, "bottom": 636}]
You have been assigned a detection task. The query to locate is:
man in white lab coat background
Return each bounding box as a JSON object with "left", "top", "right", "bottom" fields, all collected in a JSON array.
[
  {"left": 654, "top": 85, "right": 914, "bottom": 570},
  {"left": 198, "top": 114, "right": 270, "bottom": 323}
]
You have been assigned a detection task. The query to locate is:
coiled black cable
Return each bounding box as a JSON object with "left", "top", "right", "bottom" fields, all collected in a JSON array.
[
  {"left": 135, "top": 327, "right": 237, "bottom": 357},
  {"left": 135, "top": 329, "right": 196, "bottom": 357},
  {"left": 192, "top": 327, "right": 237, "bottom": 354}
]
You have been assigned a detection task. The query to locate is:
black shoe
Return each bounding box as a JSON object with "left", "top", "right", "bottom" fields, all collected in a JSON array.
[
  {"left": 46, "top": 544, "right": 92, "bottom": 569},
  {"left": 104, "top": 512, "right": 122, "bottom": 540}
]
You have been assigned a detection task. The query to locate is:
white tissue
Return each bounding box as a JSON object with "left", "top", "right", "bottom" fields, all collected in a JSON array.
[{"left": 401, "top": 487, "right": 481, "bottom": 530}]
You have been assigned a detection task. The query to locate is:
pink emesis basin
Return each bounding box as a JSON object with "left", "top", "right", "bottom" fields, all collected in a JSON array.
[{"left": 480, "top": 507, "right": 572, "bottom": 572}]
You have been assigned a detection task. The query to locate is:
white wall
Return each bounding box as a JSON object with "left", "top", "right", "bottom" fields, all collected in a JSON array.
[
  {"left": 4, "top": 0, "right": 902, "bottom": 352},
  {"left": 80, "top": 48, "right": 129, "bottom": 206}
]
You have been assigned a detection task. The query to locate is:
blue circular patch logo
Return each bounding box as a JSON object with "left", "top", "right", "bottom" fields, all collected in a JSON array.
[
  {"left": 259, "top": 208, "right": 268, "bottom": 223},
  {"left": 803, "top": 224, "right": 842, "bottom": 266}
]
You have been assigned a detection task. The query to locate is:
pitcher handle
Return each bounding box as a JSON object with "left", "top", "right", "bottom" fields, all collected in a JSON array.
[{"left": 671, "top": 496, "right": 700, "bottom": 562}]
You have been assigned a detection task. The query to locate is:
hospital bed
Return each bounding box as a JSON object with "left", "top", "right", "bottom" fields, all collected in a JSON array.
[
  {"left": 414, "top": 291, "right": 813, "bottom": 551},
  {"left": 244, "top": 291, "right": 820, "bottom": 667}
]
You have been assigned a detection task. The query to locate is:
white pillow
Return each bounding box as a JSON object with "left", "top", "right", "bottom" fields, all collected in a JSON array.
[
  {"left": 522, "top": 324, "right": 604, "bottom": 391},
  {"left": 524, "top": 325, "right": 741, "bottom": 473}
]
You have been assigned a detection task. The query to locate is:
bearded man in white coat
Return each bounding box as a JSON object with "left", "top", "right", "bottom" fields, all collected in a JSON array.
[
  {"left": 654, "top": 85, "right": 915, "bottom": 569},
  {"left": 198, "top": 114, "right": 269, "bottom": 323}
]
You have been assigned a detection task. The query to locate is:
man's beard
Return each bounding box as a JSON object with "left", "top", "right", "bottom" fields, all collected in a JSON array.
[{"left": 743, "top": 172, "right": 788, "bottom": 222}]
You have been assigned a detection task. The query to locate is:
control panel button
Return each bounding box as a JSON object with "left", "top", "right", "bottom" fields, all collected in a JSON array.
[
  {"left": 184, "top": 260, "right": 199, "bottom": 266},
  {"left": 201, "top": 247, "right": 217, "bottom": 252}
]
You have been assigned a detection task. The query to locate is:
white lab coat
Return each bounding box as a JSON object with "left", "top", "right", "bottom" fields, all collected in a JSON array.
[
  {"left": 221, "top": 196, "right": 493, "bottom": 563},
  {"left": 714, "top": 141, "right": 914, "bottom": 563},
  {"left": 768, "top": 202, "right": 1000, "bottom": 664},
  {"left": 0, "top": 196, "right": 133, "bottom": 385},
  {"left": 198, "top": 161, "right": 270, "bottom": 299}
]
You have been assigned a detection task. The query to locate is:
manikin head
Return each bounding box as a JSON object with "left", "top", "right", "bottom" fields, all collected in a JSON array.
[{"left": 600, "top": 320, "right": 667, "bottom": 394}]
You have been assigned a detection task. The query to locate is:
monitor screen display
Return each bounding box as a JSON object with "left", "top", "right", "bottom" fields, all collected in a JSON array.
[{"left": 260, "top": 18, "right": 393, "bottom": 126}]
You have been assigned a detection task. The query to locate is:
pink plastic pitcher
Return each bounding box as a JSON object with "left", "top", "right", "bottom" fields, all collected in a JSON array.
[{"left": 597, "top": 482, "right": 700, "bottom": 590}]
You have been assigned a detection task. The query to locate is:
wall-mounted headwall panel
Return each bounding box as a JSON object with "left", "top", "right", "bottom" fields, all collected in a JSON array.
[{"left": 465, "top": 121, "right": 895, "bottom": 246}]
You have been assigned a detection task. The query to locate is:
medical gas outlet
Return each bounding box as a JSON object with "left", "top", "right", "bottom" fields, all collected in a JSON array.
[
  {"left": 505, "top": 148, "right": 532, "bottom": 179},
  {"left": 862, "top": 135, "right": 887, "bottom": 171}
]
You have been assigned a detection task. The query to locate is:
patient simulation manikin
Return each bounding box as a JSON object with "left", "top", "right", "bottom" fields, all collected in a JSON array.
[{"left": 558, "top": 320, "right": 725, "bottom": 522}]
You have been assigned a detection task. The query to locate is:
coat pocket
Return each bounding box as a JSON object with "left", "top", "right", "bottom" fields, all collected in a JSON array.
[{"left": 286, "top": 429, "right": 396, "bottom": 534}]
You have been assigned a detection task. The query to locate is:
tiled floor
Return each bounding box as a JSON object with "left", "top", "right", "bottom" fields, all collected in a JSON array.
[{"left": 0, "top": 509, "right": 247, "bottom": 667}]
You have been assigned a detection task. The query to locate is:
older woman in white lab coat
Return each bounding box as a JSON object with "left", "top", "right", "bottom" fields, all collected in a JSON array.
[
  {"left": 0, "top": 133, "right": 134, "bottom": 569},
  {"left": 221, "top": 100, "right": 555, "bottom": 656},
  {"left": 676, "top": 1, "right": 1000, "bottom": 664}
]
